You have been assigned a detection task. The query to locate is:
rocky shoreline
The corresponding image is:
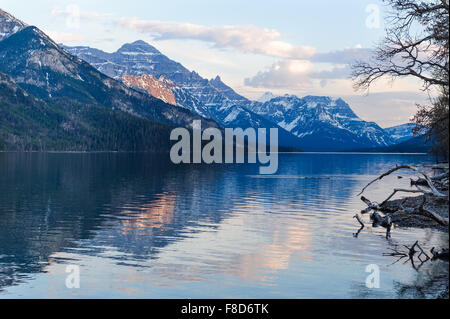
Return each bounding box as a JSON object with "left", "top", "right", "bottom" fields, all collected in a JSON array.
[
  {"left": 383, "top": 194, "right": 449, "bottom": 232},
  {"left": 356, "top": 163, "right": 449, "bottom": 299}
]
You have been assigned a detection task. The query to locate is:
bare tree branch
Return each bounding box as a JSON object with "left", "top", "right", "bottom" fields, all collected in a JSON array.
[
  {"left": 352, "top": 0, "right": 449, "bottom": 92},
  {"left": 358, "top": 164, "right": 448, "bottom": 198}
]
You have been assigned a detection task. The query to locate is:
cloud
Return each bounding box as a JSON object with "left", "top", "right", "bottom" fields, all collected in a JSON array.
[
  {"left": 312, "top": 65, "right": 351, "bottom": 79},
  {"left": 45, "top": 30, "right": 114, "bottom": 44},
  {"left": 114, "top": 17, "right": 316, "bottom": 59},
  {"left": 244, "top": 60, "right": 356, "bottom": 88},
  {"left": 244, "top": 60, "right": 314, "bottom": 88},
  {"left": 343, "top": 91, "right": 429, "bottom": 127},
  {"left": 45, "top": 31, "right": 87, "bottom": 42},
  {"left": 51, "top": 11, "right": 368, "bottom": 64},
  {"left": 51, "top": 7, "right": 113, "bottom": 21},
  {"left": 311, "top": 46, "right": 372, "bottom": 64},
  {"left": 243, "top": 45, "right": 373, "bottom": 89},
  {"left": 47, "top": 10, "right": 393, "bottom": 97}
]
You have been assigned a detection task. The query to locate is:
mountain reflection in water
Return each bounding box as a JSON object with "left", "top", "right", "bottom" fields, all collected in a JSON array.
[{"left": 0, "top": 152, "right": 447, "bottom": 298}]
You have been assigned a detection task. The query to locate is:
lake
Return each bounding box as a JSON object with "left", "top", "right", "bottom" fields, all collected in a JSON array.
[{"left": 0, "top": 152, "right": 448, "bottom": 298}]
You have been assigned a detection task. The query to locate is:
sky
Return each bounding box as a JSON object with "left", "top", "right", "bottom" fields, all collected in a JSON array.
[{"left": 0, "top": 0, "right": 432, "bottom": 127}]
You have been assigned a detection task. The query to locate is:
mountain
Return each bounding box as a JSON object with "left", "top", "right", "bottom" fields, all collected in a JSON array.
[
  {"left": 384, "top": 123, "right": 418, "bottom": 144},
  {"left": 0, "top": 70, "right": 174, "bottom": 151},
  {"left": 0, "top": 26, "right": 217, "bottom": 130},
  {"left": 122, "top": 74, "right": 177, "bottom": 105},
  {"left": 63, "top": 42, "right": 249, "bottom": 116},
  {"left": 64, "top": 42, "right": 305, "bottom": 149},
  {"left": 65, "top": 41, "right": 407, "bottom": 151},
  {"left": 0, "top": 70, "right": 66, "bottom": 150},
  {"left": 63, "top": 42, "right": 213, "bottom": 118},
  {"left": 0, "top": 10, "right": 219, "bottom": 151},
  {"left": 383, "top": 134, "right": 433, "bottom": 153},
  {"left": 258, "top": 92, "right": 278, "bottom": 103},
  {"left": 248, "top": 95, "right": 393, "bottom": 151},
  {"left": 1, "top": 9, "right": 424, "bottom": 153},
  {"left": 356, "top": 134, "right": 433, "bottom": 153},
  {"left": 0, "top": 9, "right": 27, "bottom": 41},
  {"left": 209, "top": 75, "right": 249, "bottom": 104}
]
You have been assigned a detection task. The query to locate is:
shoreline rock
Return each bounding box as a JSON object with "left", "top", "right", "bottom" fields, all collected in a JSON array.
[{"left": 382, "top": 194, "right": 449, "bottom": 232}]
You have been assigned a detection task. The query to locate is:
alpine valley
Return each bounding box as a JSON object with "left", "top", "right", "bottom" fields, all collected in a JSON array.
[{"left": 1, "top": 8, "right": 423, "bottom": 152}]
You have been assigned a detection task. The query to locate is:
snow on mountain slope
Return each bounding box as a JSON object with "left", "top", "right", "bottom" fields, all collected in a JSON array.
[
  {"left": 64, "top": 41, "right": 305, "bottom": 149},
  {"left": 0, "top": 26, "right": 218, "bottom": 131},
  {"left": 65, "top": 41, "right": 397, "bottom": 151},
  {"left": 258, "top": 92, "right": 278, "bottom": 103},
  {"left": 248, "top": 95, "right": 393, "bottom": 150},
  {"left": 384, "top": 123, "right": 418, "bottom": 144},
  {"left": 64, "top": 42, "right": 222, "bottom": 119},
  {"left": 0, "top": 9, "right": 27, "bottom": 42},
  {"left": 1, "top": 9, "right": 408, "bottom": 152}
]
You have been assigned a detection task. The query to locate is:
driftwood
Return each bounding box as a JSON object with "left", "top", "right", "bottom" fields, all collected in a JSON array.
[
  {"left": 358, "top": 164, "right": 449, "bottom": 226},
  {"left": 355, "top": 164, "right": 448, "bottom": 271},
  {"left": 353, "top": 214, "right": 364, "bottom": 227},
  {"left": 358, "top": 165, "right": 448, "bottom": 199},
  {"left": 371, "top": 211, "right": 392, "bottom": 228},
  {"left": 411, "top": 178, "right": 429, "bottom": 187},
  {"left": 360, "top": 194, "right": 449, "bottom": 226},
  {"left": 412, "top": 171, "right": 450, "bottom": 189},
  {"left": 395, "top": 196, "right": 448, "bottom": 226},
  {"left": 414, "top": 206, "right": 449, "bottom": 227},
  {"left": 431, "top": 171, "right": 449, "bottom": 181},
  {"left": 379, "top": 189, "right": 426, "bottom": 207},
  {"left": 416, "top": 163, "right": 449, "bottom": 170},
  {"left": 353, "top": 211, "right": 391, "bottom": 238},
  {"left": 370, "top": 211, "right": 392, "bottom": 238},
  {"left": 360, "top": 196, "right": 380, "bottom": 213},
  {"left": 384, "top": 241, "right": 449, "bottom": 271}
]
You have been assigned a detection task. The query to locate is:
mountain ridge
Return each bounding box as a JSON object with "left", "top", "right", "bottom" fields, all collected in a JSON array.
[
  {"left": 0, "top": 11, "right": 220, "bottom": 152},
  {"left": 248, "top": 94, "right": 394, "bottom": 151},
  {"left": 0, "top": 8, "right": 428, "bottom": 152},
  {"left": 0, "top": 26, "right": 218, "bottom": 130},
  {"left": 0, "top": 8, "right": 27, "bottom": 41},
  {"left": 0, "top": 70, "right": 176, "bottom": 151},
  {"left": 64, "top": 41, "right": 306, "bottom": 149},
  {"left": 64, "top": 40, "right": 406, "bottom": 151},
  {"left": 384, "top": 123, "right": 418, "bottom": 144}
]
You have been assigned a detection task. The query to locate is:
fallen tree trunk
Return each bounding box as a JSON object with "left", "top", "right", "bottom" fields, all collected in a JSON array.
[
  {"left": 360, "top": 195, "right": 449, "bottom": 226},
  {"left": 420, "top": 207, "right": 449, "bottom": 226}
]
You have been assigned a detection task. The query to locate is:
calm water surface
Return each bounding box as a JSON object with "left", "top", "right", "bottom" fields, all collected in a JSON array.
[{"left": 0, "top": 152, "right": 448, "bottom": 298}]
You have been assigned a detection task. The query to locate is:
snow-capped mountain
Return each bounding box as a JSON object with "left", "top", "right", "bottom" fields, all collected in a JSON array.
[
  {"left": 384, "top": 123, "right": 418, "bottom": 144},
  {"left": 0, "top": 9, "right": 426, "bottom": 153},
  {"left": 64, "top": 41, "right": 305, "bottom": 149},
  {"left": 64, "top": 42, "right": 246, "bottom": 119},
  {"left": 0, "top": 8, "right": 223, "bottom": 152},
  {"left": 258, "top": 92, "right": 278, "bottom": 103},
  {"left": 248, "top": 95, "right": 393, "bottom": 151},
  {"left": 0, "top": 9, "right": 27, "bottom": 41},
  {"left": 65, "top": 41, "right": 401, "bottom": 151},
  {"left": 0, "top": 25, "right": 217, "bottom": 131}
]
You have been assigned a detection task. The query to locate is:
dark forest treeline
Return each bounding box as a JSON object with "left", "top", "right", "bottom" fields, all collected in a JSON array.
[{"left": 0, "top": 72, "right": 173, "bottom": 152}]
